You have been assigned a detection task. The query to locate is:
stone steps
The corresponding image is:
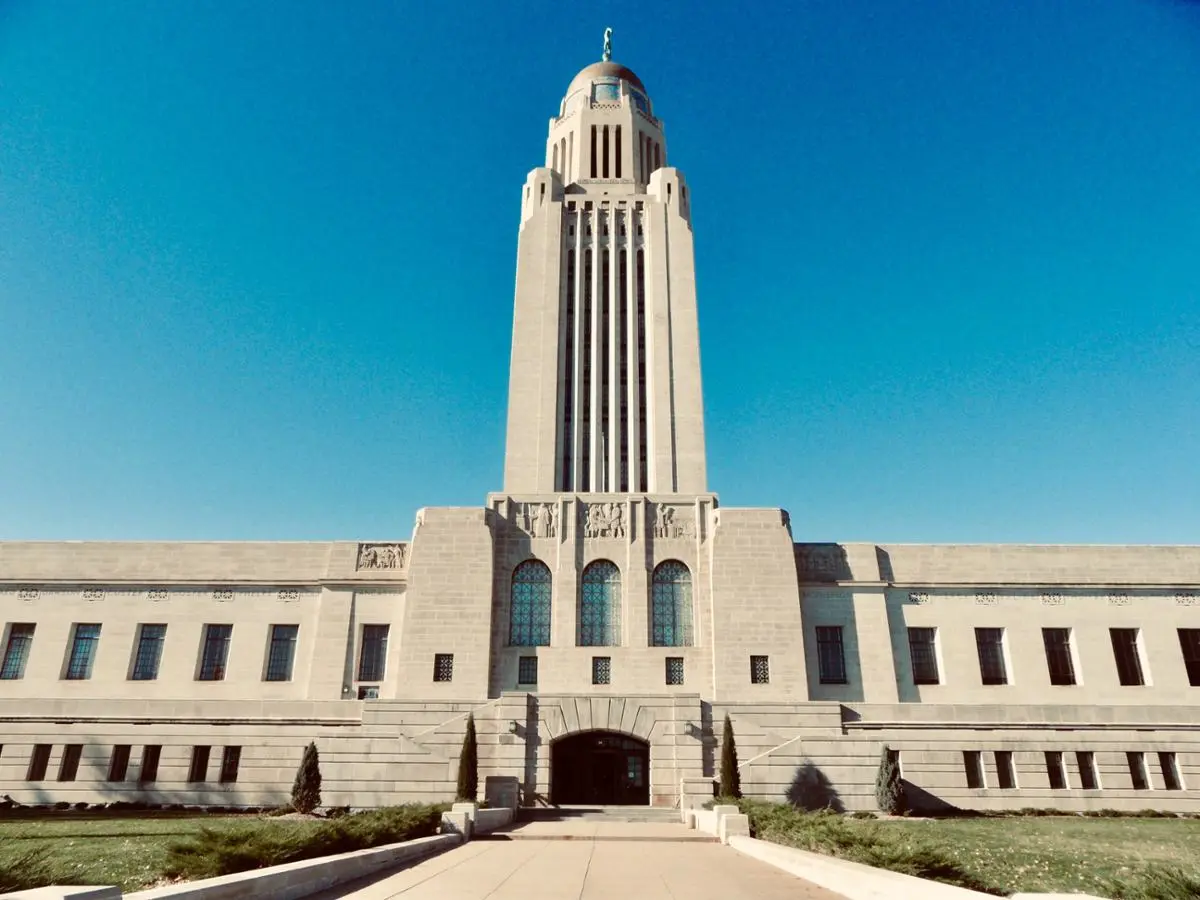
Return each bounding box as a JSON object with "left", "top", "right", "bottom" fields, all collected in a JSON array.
[{"left": 518, "top": 804, "right": 683, "bottom": 824}]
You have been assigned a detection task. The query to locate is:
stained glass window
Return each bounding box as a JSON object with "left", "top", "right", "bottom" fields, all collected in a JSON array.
[
  {"left": 580, "top": 560, "right": 621, "bottom": 646},
  {"left": 510, "top": 561, "right": 552, "bottom": 646},
  {"left": 651, "top": 561, "right": 693, "bottom": 647}
]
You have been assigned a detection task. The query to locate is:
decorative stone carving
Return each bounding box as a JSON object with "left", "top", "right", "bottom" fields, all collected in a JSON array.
[
  {"left": 795, "top": 544, "right": 846, "bottom": 581},
  {"left": 907, "top": 591, "right": 930, "bottom": 604},
  {"left": 278, "top": 589, "right": 300, "bottom": 601},
  {"left": 357, "top": 543, "right": 406, "bottom": 570},
  {"left": 649, "top": 503, "right": 692, "bottom": 539},
  {"left": 16, "top": 588, "right": 38, "bottom": 601},
  {"left": 1176, "top": 591, "right": 1198, "bottom": 606},
  {"left": 974, "top": 592, "right": 997, "bottom": 606},
  {"left": 512, "top": 502, "right": 559, "bottom": 538},
  {"left": 147, "top": 589, "right": 168, "bottom": 601},
  {"left": 580, "top": 501, "right": 627, "bottom": 538},
  {"left": 1107, "top": 593, "right": 1130, "bottom": 606},
  {"left": 212, "top": 589, "right": 234, "bottom": 601},
  {"left": 82, "top": 588, "right": 104, "bottom": 601},
  {"left": 1040, "top": 592, "right": 1065, "bottom": 606}
]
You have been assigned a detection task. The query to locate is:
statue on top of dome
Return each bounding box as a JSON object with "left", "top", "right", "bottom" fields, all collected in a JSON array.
[{"left": 603, "top": 27, "right": 613, "bottom": 62}]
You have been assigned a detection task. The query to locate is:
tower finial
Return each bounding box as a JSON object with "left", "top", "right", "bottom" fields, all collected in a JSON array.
[{"left": 602, "top": 27, "right": 613, "bottom": 62}]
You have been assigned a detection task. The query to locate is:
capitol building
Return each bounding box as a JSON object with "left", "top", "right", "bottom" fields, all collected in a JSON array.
[{"left": 1, "top": 46, "right": 1198, "bottom": 813}]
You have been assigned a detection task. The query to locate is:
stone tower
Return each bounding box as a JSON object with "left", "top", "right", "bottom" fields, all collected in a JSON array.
[{"left": 502, "top": 48, "right": 707, "bottom": 496}]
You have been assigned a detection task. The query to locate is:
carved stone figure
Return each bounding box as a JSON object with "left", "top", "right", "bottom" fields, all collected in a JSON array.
[
  {"left": 579, "top": 501, "right": 625, "bottom": 538},
  {"left": 357, "top": 543, "right": 406, "bottom": 570},
  {"left": 649, "top": 503, "right": 693, "bottom": 539},
  {"left": 602, "top": 27, "right": 612, "bottom": 62},
  {"left": 547, "top": 503, "right": 559, "bottom": 538}
]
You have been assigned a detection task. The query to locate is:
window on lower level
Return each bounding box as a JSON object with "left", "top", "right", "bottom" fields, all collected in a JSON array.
[
  {"left": 1159, "top": 752, "right": 1183, "bottom": 791},
  {"left": 27, "top": 744, "right": 51, "bottom": 781},
  {"left": 963, "top": 750, "right": 984, "bottom": 789},
  {"left": 750, "top": 655, "right": 770, "bottom": 685},
  {"left": 907, "top": 628, "right": 939, "bottom": 685},
  {"left": 65, "top": 624, "right": 101, "bottom": 680},
  {"left": 1076, "top": 751, "right": 1099, "bottom": 790},
  {"left": 131, "top": 624, "right": 166, "bottom": 681},
  {"left": 58, "top": 744, "right": 82, "bottom": 782},
  {"left": 518, "top": 656, "right": 538, "bottom": 686},
  {"left": 357, "top": 625, "right": 389, "bottom": 682},
  {"left": 108, "top": 744, "right": 131, "bottom": 782},
  {"left": 592, "top": 656, "right": 611, "bottom": 685},
  {"left": 975, "top": 628, "right": 1008, "bottom": 685},
  {"left": 994, "top": 750, "right": 1016, "bottom": 789},
  {"left": 816, "top": 626, "right": 846, "bottom": 684},
  {"left": 1127, "top": 751, "right": 1149, "bottom": 790},
  {"left": 666, "top": 656, "right": 684, "bottom": 686},
  {"left": 358, "top": 685, "right": 379, "bottom": 700},
  {"left": 139, "top": 745, "right": 161, "bottom": 785},
  {"left": 197, "top": 625, "right": 232, "bottom": 681},
  {"left": 188, "top": 746, "right": 210, "bottom": 783},
  {"left": 433, "top": 653, "right": 454, "bottom": 682},
  {"left": 1045, "top": 751, "right": 1067, "bottom": 790},
  {"left": 1178, "top": 629, "right": 1200, "bottom": 686},
  {"left": 1110, "top": 628, "right": 1145, "bottom": 686},
  {"left": 0, "top": 624, "right": 35, "bottom": 680},
  {"left": 219, "top": 746, "right": 241, "bottom": 784},
  {"left": 265, "top": 624, "right": 298, "bottom": 682},
  {"left": 1042, "top": 628, "right": 1077, "bottom": 685}
]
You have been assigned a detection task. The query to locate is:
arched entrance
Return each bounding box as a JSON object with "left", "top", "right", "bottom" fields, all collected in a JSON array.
[{"left": 550, "top": 730, "right": 650, "bottom": 805}]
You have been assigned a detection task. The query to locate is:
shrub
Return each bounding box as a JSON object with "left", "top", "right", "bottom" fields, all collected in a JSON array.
[
  {"left": 719, "top": 714, "right": 742, "bottom": 800},
  {"left": 456, "top": 713, "right": 479, "bottom": 803},
  {"left": 874, "top": 746, "right": 906, "bottom": 816},
  {"left": 291, "top": 741, "right": 322, "bottom": 814},
  {"left": 0, "top": 846, "right": 55, "bottom": 893}
]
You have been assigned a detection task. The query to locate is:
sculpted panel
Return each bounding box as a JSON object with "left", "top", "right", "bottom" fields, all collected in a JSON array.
[
  {"left": 357, "top": 543, "right": 407, "bottom": 571},
  {"left": 649, "top": 503, "right": 692, "bottom": 539},
  {"left": 581, "top": 501, "right": 627, "bottom": 539},
  {"left": 511, "top": 502, "right": 559, "bottom": 538}
]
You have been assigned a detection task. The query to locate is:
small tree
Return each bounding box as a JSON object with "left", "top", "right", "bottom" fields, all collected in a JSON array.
[
  {"left": 719, "top": 714, "right": 742, "bottom": 799},
  {"left": 292, "top": 741, "right": 322, "bottom": 814},
  {"left": 456, "top": 713, "right": 479, "bottom": 803},
  {"left": 874, "top": 745, "right": 906, "bottom": 815}
]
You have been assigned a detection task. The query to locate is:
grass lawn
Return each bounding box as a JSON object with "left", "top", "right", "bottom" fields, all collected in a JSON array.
[
  {"left": 879, "top": 816, "right": 1200, "bottom": 897},
  {"left": 0, "top": 813, "right": 323, "bottom": 892}
]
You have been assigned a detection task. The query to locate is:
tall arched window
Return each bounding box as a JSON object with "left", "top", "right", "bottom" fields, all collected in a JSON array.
[
  {"left": 579, "top": 560, "right": 621, "bottom": 646},
  {"left": 651, "top": 560, "right": 693, "bottom": 646},
  {"left": 510, "top": 560, "right": 552, "bottom": 646}
]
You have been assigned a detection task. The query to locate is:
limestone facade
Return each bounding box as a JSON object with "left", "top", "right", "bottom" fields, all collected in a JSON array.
[{"left": 2, "top": 50, "right": 1198, "bottom": 814}]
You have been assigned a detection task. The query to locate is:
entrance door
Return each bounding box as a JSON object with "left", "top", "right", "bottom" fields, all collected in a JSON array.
[{"left": 550, "top": 731, "right": 650, "bottom": 805}]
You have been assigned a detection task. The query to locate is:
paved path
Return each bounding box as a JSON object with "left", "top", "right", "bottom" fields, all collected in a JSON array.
[
  {"left": 484, "top": 819, "right": 717, "bottom": 840},
  {"left": 311, "top": 827, "right": 845, "bottom": 899}
]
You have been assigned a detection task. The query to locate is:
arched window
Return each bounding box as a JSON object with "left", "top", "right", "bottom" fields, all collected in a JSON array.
[
  {"left": 579, "top": 560, "right": 621, "bottom": 646},
  {"left": 510, "top": 560, "right": 552, "bottom": 646},
  {"left": 651, "top": 560, "right": 693, "bottom": 646}
]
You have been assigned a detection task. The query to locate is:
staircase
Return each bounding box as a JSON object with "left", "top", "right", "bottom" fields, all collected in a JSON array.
[{"left": 517, "top": 805, "right": 683, "bottom": 824}]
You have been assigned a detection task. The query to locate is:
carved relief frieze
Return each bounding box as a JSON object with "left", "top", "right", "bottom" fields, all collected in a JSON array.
[
  {"left": 580, "top": 501, "right": 627, "bottom": 539},
  {"left": 510, "top": 502, "right": 559, "bottom": 538},
  {"left": 649, "top": 503, "right": 693, "bottom": 539},
  {"left": 795, "top": 543, "right": 849, "bottom": 582},
  {"left": 357, "top": 543, "right": 406, "bottom": 571}
]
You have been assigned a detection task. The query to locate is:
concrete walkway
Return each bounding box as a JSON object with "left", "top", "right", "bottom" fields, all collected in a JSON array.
[{"left": 310, "top": 826, "right": 846, "bottom": 899}]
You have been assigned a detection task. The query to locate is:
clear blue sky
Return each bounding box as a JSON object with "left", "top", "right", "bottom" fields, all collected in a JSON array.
[{"left": 1, "top": 1, "right": 1198, "bottom": 543}]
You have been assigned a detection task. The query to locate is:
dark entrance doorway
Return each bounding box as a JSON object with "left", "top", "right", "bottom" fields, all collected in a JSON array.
[{"left": 550, "top": 731, "right": 650, "bottom": 805}]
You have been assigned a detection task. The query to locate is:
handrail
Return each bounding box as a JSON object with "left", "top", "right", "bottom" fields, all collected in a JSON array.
[
  {"left": 737, "top": 732, "right": 805, "bottom": 770},
  {"left": 408, "top": 696, "right": 504, "bottom": 740}
]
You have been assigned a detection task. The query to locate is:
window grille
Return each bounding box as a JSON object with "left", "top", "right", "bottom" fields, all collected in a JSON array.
[
  {"left": 1042, "top": 628, "right": 1076, "bottom": 685},
  {"left": 963, "top": 751, "right": 984, "bottom": 789},
  {"left": 974, "top": 628, "right": 1008, "bottom": 685},
  {"left": 108, "top": 744, "right": 131, "bottom": 782},
  {"left": 265, "top": 624, "right": 298, "bottom": 682},
  {"left": 1178, "top": 629, "right": 1200, "bottom": 686},
  {"left": 188, "top": 746, "right": 210, "bottom": 783},
  {"left": 434, "top": 653, "right": 454, "bottom": 682},
  {"left": 651, "top": 560, "right": 693, "bottom": 646},
  {"left": 139, "top": 745, "right": 161, "bottom": 785},
  {"left": 907, "top": 627, "right": 939, "bottom": 685},
  {"left": 750, "top": 655, "right": 770, "bottom": 685},
  {"left": 518, "top": 656, "right": 538, "bottom": 685},
  {"left": 816, "top": 626, "right": 846, "bottom": 684},
  {"left": 1076, "top": 751, "right": 1099, "bottom": 790},
  {"left": 509, "top": 561, "right": 552, "bottom": 646},
  {"left": 1110, "top": 628, "right": 1145, "bottom": 686},
  {"left": 1045, "top": 751, "right": 1067, "bottom": 789},
  {"left": 592, "top": 656, "right": 611, "bottom": 685},
  {"left": 65, "top": 624, "right": 101, "bottom": 680},
  {"left": 994, "top": 750, "right": 1016, "bottom": 789},
  {"left": 219, "top": 746, "right": 241, "bottom": 784},
  {"left": 1127, "top": 751, "right": 1149, "bottom": 790},
  {"left": 580, "top": 560, "right": 621, "bottom": 646},
  {"left": 357, "top": 625, "right": 389, "bottom": 682},
  {"left": 131, "top": 624, "right": 166, "bottom": 681},
  {"left": 665, "top": 656, "right": 684, "bottom": 685},
  {"left": 58, "top": 744, "right": 82, "bottom": 782},
  {"left": 197, "top": 624, "right": 232, "bottom": 681},
  {"left": 0, "top": 624, "right": 35, "bottom": 680}
]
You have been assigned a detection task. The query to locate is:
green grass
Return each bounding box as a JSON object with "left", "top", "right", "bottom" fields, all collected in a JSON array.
[{"left": 739, "top": 801, "right": 1200, "bottom": 899}]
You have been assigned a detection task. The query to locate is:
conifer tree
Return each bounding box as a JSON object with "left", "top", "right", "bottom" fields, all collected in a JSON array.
[
  {"left": 456, "top": 713, "right": 479, "bottom": 803},
  {"left": 719, "top": 714, "right": 742, "bottom": 799},
  {"left": 291, "top": 741, "right": 322, "bottom": 814},
  {"left": 874, "top": 745, "right": 906, "bottom": 815}
]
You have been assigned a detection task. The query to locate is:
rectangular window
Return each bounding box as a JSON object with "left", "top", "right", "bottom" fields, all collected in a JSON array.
[
  {"left": 1042, "top": 628, "right": 1077, "bottom": 685},
  {"left": 1159, "top": 752, "right": 1182, "bottom": 791},
  {"left": 265, "top": 624, "right": 298, "bottom": 682},
  {"left": 219, "top": 746, "right": 241, "bottom": 784},
  {"left": 108, "top": 744, "right": 131, "bottom": 782},
  {"left": 65, "top": 624, "right": 101, "bottom": 680},
  {"left": 139, "top": 745, "right": 161, "bottom": 785},
  {"left": 0, "top": 623, "right": 35, "bottom": 680},
  {"left": 198, "top": 624, "right": 232, "bottom": 681},
  {"left": 1127, "top": 751, "right": 1149, "bottom": 790},
  {"left": 188, "top": 746, "right": 210, "bottom": 783},
  {"left": 357, "top": 624, "right": 389, "bottom": 682},
  {"left": 963, "top": 750, "right": 985, "bottom": 789},
  {"left": 666, "top": 656, "right": 684, "bottom": 686},
  {"left": 131, "top": 624, "right": 167, "bottom": 680},
  {"left": 1045, "top": 751, "right": 1067, "bottom": 790},
  {"left": 357, "top": 685, "right": 379, "bottom": 699},
  {"left": 1076, "top": 751, "right": 1099, "bottom": 790},
  {"left": 750, "top": 655, "right": 770, "bottom": 685},
  {"left": 517, "top": 655, "right": 538, "bottom": 685},
  {"left": 433, "top": 653, "right": 454, "bottom": 682},
  {"left": 816, "top": 626, "right": 847, "bottom": 684},
  {"left": 58, "top": 744, "right": 82, "bottom": 782},
  {"left": 907, "top": 627, "right": 940, "bottom": 685},
  {"left": 592, "top": 656, "right": 611, "bottom": 685},
  {"left": 974, "top": 628, "right": 1008, "bottom": 685},
  {"left": 1178, "top": 629, "right": 1200, "bottom": 686},
  {"left": 994, "top": 750, "right": 1016, "bottom": 789},
  {"left": 27, "top": 744, "right": 51, "bottom": 781},
  {"left": 1110, "top": 628, "right": 1145, "bottom": 686}
]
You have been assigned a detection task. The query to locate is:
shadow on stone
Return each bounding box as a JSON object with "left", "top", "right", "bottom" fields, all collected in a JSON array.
[
  {"left": 785, "top": 760, "right": 844, "bottom": 812},
  {"left": 903, "top": 780, "right": 962, "bottom": 816}
]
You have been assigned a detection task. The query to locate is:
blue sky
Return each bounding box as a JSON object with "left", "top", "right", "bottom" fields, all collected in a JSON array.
[{"left": 1, "top": 0, "right": 1198, "bottom": 543}]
